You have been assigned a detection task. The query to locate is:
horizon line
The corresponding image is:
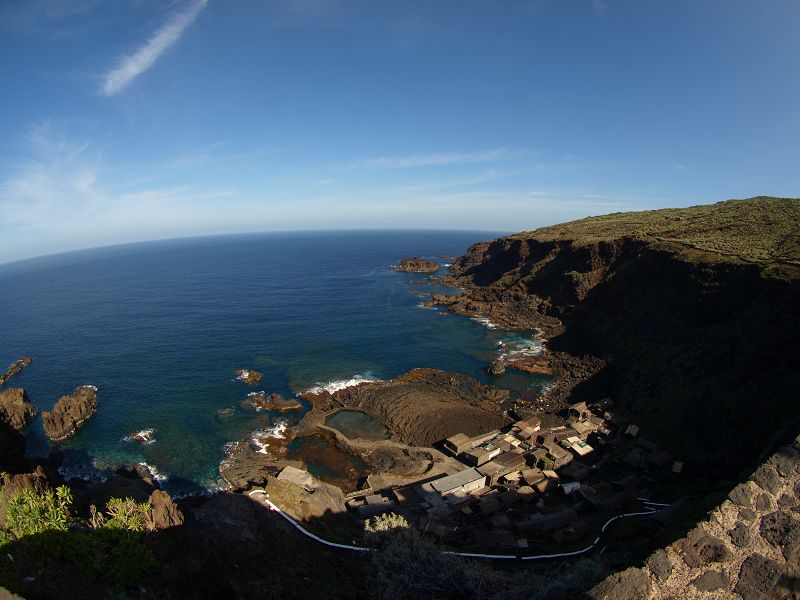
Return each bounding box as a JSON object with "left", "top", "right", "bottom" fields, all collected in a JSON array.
[{"left": 0, "top": 227, "right": 512, "bottom": 270}]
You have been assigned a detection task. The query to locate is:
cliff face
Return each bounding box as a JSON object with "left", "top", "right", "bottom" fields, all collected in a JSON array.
[{"left": 441, "top": 198, "right": 800, "bottom": 476}]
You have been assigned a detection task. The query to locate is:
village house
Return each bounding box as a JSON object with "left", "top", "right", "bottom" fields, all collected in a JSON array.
[
  {"left": 462, "top": 442, "right": 502, "bottom": 467},
  {"left": 443, "top": 433, "right": 472, "bottom": 456},
  {"left": 415, "top": 468, "right": 487, "bottom": 505}
]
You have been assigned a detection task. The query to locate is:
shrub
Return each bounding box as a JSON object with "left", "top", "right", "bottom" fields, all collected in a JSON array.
[
  {"left": 4, "top": 486, "right": 72, "bottom": 540},
  {"left": 103, "top": 497, "right": 153, "bottom": 532}
]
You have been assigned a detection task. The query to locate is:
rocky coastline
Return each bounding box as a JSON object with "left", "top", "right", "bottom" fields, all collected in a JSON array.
[{"left": 1, "top": 197, "right": 798, "bottom": 599}]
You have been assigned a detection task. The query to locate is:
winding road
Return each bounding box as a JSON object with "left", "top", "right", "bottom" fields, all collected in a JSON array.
[{"left": 247, "top": 489, "right": 668, "bottom": 560}]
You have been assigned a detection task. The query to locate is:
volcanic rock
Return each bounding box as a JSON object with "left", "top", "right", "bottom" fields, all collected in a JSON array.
[
  {"left": 394, "top": 257, "right": 440, "bottom": 273},
  {"left": 148, "top": 489, "right": 184, "bottom": 529},
  {"left": 241, "top": 391, "right": 302, "bottom": 412},
  {"left": 219, "top": 441, "right": 283, "bottom": 491},
  {"left": 125, "top": 428, "right": 156, "bottom": 444},
  {"left": 41, "top": 385, "right": 98, "bottom": 442},
  {"left": 0, "top": 356, "right": 31, "bottom": 385},
  {"left": 301, "top": 368, "right": 511, "bottom": 447},
  {"left": 487, "top": 360, "right": 506, "bottom": 376},
  {"left": 236, "top": 369, "right": 262, "bottom": 385},
  {"left": 0, "top": 388, "right": 36, "bottom": 430}
]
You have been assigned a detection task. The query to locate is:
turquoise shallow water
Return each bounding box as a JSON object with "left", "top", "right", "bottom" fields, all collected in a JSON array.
[
  {"left": 325, "top": 409, "right": 389, "bottom": 441},
  {"left": 0, "top": 231, "right": 552, "bottom": 496}
]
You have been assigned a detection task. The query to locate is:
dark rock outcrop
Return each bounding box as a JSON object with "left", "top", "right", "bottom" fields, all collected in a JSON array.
[
  {"left": 148, "top": 489, "right": 184, "bottom": 529},
  {"left": 0, "top": 388, "right": 36, "bottom": 430},
  {"left": 236, "top": 369, "right": 262, "bottom": 385},
  {"left": 0, "top": 357, "right": 31, "bottom": 386},
  {"left": 41, "top": 385, "right": 98, "bottom": 442},
  {"left": 394, "top": 257, "right": 440, "bottom": 273},
  {"left": 241, "top": 391, "right": 302, "bottom": 412}
]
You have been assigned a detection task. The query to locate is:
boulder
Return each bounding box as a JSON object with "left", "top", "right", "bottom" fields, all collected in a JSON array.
[
  {"left": 0, "top": 388, "right": 36, "bottom": 430},
  {"left": 236, "top": 369, "right": 262, "bottom": 385},
  {"left": 41, "top": 385, "right": 98, "bottom": 442},
  {"left": 149, "top": 490, "right": 184, "bottom": 529}
]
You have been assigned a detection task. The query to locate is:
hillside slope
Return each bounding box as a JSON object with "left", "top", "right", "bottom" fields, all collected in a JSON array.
[{"left": 438, "top": 197, "right": 800, "bottom": 476}]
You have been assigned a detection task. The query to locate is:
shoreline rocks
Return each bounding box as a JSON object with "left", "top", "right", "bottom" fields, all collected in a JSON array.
[
  {"left": 236, "top": 369, "right": 262, "bottom": 385},
  {"left": 241, "top": 391, "right": 303, "bottom": 412},
  {"left": 0, "top": 356, "right": 32, "bottom": 385},
  {"left": 125, "top": 428, "right": 156, "bottom": 444},
  {"left": 394, "top": 257, "right": 440, "bottom": 273},
  {"left": 0, "top": 388, "right": 37, "bottom": 430},
  {"left": 41, "top": 385, "right": 98, "bottom": 442}
]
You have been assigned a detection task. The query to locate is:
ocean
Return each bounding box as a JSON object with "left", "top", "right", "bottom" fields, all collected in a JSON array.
[{"left": 0, "top": 231, "right": 550, "bottom": 497}]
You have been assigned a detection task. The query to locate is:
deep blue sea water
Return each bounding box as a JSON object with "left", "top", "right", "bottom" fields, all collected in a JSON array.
[{"left": 0, "top": 231, "right": 550, "bottom": 496}]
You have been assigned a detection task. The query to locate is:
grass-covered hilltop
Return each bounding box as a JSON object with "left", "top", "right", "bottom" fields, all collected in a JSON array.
[
  {"left": 2, "top": 196, "right": 799, "bottom": 599},
  {"left": 511, "top": 196, "right": 800, "bottom": 268}
]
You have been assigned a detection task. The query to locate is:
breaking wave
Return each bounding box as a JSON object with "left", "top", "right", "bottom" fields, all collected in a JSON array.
[
  {"left": 471, "top": 316, "right": 498, "bottom": 329},
  {"left": 303, "top": 373, "right": 382, "bottom": 395},
  {"left": 137, "top": 461, "right": 168, "bottom": 482},
  {"left": 497, "top": 334, "right": 544, "bottom": 360},
  {"left": 249, "top": 420, "right": 289, "bottom": 454},
  {"left": 123, "top": 428, "right": 156, "bottom": 445}
]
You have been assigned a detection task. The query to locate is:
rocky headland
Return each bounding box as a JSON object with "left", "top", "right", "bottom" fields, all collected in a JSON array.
[
  {"left": 41, "top": 385, "right": 98, "bottom": 442},
  {"left": 433, "top": 197, "right": 800, "bottom": 475},
  {"left": 0, "top": 388, "right": 36, "bottom": 431},
  {"left": 394, "top": 256, "right": 440, "bottom": 273}
]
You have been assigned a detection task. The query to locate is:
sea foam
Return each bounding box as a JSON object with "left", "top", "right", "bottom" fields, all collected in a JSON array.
[
  {"left": 304, "top": 373, "right": 381, "bottom": 395},
  {"left": 471, "top": 316, "right": 498, "bottom": 329},
  {"left": 497, "top": 335, "right": 544, "bottom": 361},
  {"left": 249, "top": 420, "right": 289, "bottom": 454},
  {"left": 137, "top": 461, "right": 168, "bottom": 482}
]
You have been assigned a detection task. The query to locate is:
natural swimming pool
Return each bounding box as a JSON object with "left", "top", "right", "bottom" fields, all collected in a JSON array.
[{"left": 324, "top": 409, "right": 389, "bottom": 441}]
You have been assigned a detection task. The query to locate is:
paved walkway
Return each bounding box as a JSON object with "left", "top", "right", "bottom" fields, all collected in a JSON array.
[{"left": 247, "top": 489, "right": 667, "bottom": 560}]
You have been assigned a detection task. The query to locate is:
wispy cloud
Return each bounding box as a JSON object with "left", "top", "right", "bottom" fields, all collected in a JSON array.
[
  {"left": 100, "top": 0, "right": 207, "bottom": 97},
  {"left": 344, "top": 147, "right": 528, "bottom": 170},
  {"left": 0, "top": 122, "right": 239, "bottom": 262}
]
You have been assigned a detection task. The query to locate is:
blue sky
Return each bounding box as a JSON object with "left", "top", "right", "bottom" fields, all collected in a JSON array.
[{"left": 1, "top": 0, "right": 798, "bottom": 263}]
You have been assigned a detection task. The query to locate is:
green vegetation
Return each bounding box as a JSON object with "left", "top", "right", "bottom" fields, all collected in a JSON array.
[
  {"left": 512, "top": 196, "right": 800, "bottom": 267},
  {"left": 0, "top": 480, "right": 158, "bottom": 596},
  {"left": 5, "top": 486, "right": 72, "bottom": 539}
]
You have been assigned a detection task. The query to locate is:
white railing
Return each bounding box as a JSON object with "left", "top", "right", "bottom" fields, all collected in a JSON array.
[{"left": 247, "top": 489, "right": 663, "bottom": 560}]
